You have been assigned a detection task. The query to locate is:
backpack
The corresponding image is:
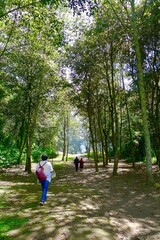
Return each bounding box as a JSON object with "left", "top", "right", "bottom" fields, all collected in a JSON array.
[{"left": 36, "top": 162, "right": 47, "bottom": 181}]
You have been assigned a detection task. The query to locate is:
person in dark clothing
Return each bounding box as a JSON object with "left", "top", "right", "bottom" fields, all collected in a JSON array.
[
  {"left": 79, "top": 158, "right": 84, "bottom": 171},
  {"left": 74, "top": 156, "right": 79, "bottom": 172}
]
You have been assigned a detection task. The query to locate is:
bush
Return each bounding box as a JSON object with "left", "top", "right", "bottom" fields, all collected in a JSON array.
[
  {"left": 0, "top": 145, "right": 20, "bottom": 168},
  {"left": 32, "top": 146, "right": 58, "bottom": 162}
]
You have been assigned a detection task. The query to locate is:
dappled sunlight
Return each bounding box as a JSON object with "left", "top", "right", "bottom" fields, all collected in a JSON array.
[
  {"left": 6, "top": 228, "right": 21, "bottom": 237},
  {"left": 81, "top": 198, "right": 100, "bottom": 211},
  {"left": 108, "top": 216, "right": 160, "bottom": 240},
  {"left": 86, "top": 227, "right": 114, "bottom": 240},
  {"left": 0, "top": 161, "right": 160, "bottom": 240},
  {"left": 0, "top": 180, "right": 34, "bottom": 186}
]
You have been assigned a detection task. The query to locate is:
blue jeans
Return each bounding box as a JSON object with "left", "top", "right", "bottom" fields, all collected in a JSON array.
[{"left": 40, "top": 180, "right": 49, "bottom": 202}]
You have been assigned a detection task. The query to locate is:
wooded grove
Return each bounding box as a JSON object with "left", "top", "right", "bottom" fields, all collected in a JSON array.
[{"left": 0, "top": 0, "right": 159, "bottom": 184}]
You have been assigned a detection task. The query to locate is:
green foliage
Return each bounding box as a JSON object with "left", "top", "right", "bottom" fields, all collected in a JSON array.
[
  {"left": 66, "top": 156, "right": 75, "bottom": 161},
  {"left": 40, "top": 0, "right": 62, "bottom": 6},
  {"left": 121, "top": 138, "right": 146, "bottom": 163},
  {"left": 53, "top": 162, "right": 65, "bottom": 170},
  {"left": 0, "top": 215, "right": 29, "bottom": 238},
  {"left": 0, "top": 1, "right": 5, "bottom": 18},
  {"left": 32, "top": 146, "right": 58, "bottom": 162},
  {"left": 0, "top": 145, "right": 21, "bottom": 168},
  {"left": 0, "top": 0, "right": 159, "bottom": 173}
]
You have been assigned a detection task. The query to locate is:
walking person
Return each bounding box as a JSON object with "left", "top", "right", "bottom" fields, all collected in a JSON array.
[
  {"left": 79, "top": 158, "right": 84, "bottom": 171},
  {"left": 35, "top": 154, "right": 54, "bottom": 205},
  {"left": 74, "top": 156, "right": 79, "bottom": 172}
]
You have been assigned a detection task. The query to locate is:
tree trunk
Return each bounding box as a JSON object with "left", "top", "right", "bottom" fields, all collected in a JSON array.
[
  {"left": 104, "top": 53, "right": 114, "bottom": 165},
  {"left": 25, "top": 101, "right": 32, "bottom": 174},
  {"left": 17, "top": 119, "right": 26, "bottom": 164},
  {"left": 86, "top": 77, "right": 99, "bottom": 171},
  {"left": 65, "top": 113, "right": 69, "bottom": 162},
  {"left": 25, "top": 92, "right": 39, "bottom": 174},
  {"left": 62, "top": 116, "right": 66, "bottom": 161},
  {"left": 110, "top": 41, "right": 119, "bottom": 175},
  {"left": 18, "top": 139, "right": 26, "bottom": 164},
  {"left": 88, "top": 115, "right": 99, "bottom": 172},
  {"left": 25, "top": 131, "right": 32, "bottom": 174},
  {"left": 103, "top": 129, "right": 109, "bottom": 165},
  {"left": 97, "top": 105, "right": 105, "bottom": 167},
  {"left": 121, "top": 68, "right": 135, "bottom": 168},
  {"left": 131, "top": 0, "right": 154, "bottom": 184}
]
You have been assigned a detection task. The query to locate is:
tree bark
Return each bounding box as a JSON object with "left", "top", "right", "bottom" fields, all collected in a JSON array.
[
  {"left": 25, "top": 130, "right": 32, "bottom": 174},
  {"left": 131, "top": 0, "right": 154, "bottom": 184},
  {"left": 121, "top": 68, "right": 135, "bottom": 168},
  {"left": 62, "top": 116, "right": 66, "bottom": 161},
  {"left": 110, "top": 41, "right": 119, "bottom": 175},
  {"left": 65, "top": 113, "right": 69, "bottom": 162}
]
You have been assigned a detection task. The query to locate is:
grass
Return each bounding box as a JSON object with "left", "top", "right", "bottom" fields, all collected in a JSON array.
[
  {"left": 0, "top": 215, "right": 29, "bottom": 236},
  {"left": 0, "top": 160, "right": 160, "bottom": 240}
]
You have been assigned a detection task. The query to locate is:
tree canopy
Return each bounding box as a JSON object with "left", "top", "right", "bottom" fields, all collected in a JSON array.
[{"left": 0, "top": 0, "right": 159, "bottom": 184}]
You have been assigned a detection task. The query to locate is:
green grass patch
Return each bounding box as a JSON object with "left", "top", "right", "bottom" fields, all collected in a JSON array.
[
  {"left": 52, "top": 153, "right": 75, "bottom": 162},
  {"left": 0, "top": 215, "right": 29, "bottom": 238},
  {"left": 53, "top": 162, "right": 65, "bottom": 169}
]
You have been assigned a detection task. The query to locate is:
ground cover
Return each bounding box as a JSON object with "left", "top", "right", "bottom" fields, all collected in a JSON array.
[{"left": 0, "top": 159, "right": 160, "bottom": 240}]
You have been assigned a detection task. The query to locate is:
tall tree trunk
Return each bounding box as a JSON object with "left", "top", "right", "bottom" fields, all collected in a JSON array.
[
  {"left": 65, "top": 113, "right": 69, "bottom": 162},
  {"left": 25, "top": 101, "right": 32, "bottom": 174},
  {"left": 103, "top": 128, "right": 109, "bottom": 165},
  {"left": 18, "top": 139, "right": 26, "bottom": 164},
  {"left": 97, "top": 101, "right": 105, "bottom": 167},
  {"left": 17, "top": 119, "right": 26, "bottom": 164},
  {"left": 88, "top": 115, "right": 99, "bottom": 172},
  {"left": 86, "top": 140, "right": 91, "bottom": 159},
  {"left": 62, "top": 116, "right": 66, "bottom": 161},
  {"left": 110, "top": 41, "right": 119, "bottom": 175},
  {"left": 25, "top": 113, "right": 37, "bottom": 174},
  {"left": 131, "top": 0, "right": 154, "bottom": 184},
  {"left": 157, "top": 148, "right": 160, "bottom": 168},
  {"left": 25, "top": 91, "right": 39, "bottom": 173},
  {"left": 104, "top": 53, "right": 114, "bottom": 164},
  {"left": 87, "top": 77, "right": 99, "bottom": 171},
  {"left": 121, "top": 68, "right": 135, "bottom": 168},
  {"left": 93, "top": 116, "right": 99, "bottom": 165},
  {"left": 25, "top": 130, "right": 32, "bottom": 174}
]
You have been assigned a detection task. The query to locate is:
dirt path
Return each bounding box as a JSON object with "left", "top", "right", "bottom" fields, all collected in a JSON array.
[{"left": 0, "top": 160, "right": 160, "bottom": 240}]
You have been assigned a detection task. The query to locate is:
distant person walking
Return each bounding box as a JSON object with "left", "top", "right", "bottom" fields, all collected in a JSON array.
[
  {"left": 35, "top": 154, "right": 54, "bottom": 205},
  {"left": 79, "top": 158, "right": 84, "bottom": 171},
  {"left": 74, "top": 156, "right": 79, "bottom": 172}
]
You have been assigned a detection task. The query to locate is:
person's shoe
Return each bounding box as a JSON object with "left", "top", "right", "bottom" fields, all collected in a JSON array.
[{"left": 40, "top": 201, "right": 47, "bottom": 205}]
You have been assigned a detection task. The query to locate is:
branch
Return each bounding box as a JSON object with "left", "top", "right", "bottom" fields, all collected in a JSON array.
[
  {"left": 0, "top": 1, "right": 39, "bottom": 19},
  {"left": 105, "top": 0, "right": 132, "bottom": 35},
  {"left": 0, "top": 20, "right": 16, "bottom": 59},
  {"left": 141, "top": 0, "right": 149, "bottom": 19}
]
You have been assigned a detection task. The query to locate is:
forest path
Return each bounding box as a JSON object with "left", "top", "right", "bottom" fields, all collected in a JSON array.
[{"left": 0, "top": 160, "right": 160, "bottom": 240}]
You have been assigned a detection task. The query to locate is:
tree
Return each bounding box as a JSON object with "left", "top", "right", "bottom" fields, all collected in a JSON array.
[
  {"left": 129, "top": 0, "right": 154, "bottom": 183},
  {"left": 0, "top": 0, "right": 64, "bottom": 172},
  {"left": 1, "top": 50, "right": 58, "bottom": 172},
  {"left": 98, "top": 0, "right": 155, "bottom": 183}
]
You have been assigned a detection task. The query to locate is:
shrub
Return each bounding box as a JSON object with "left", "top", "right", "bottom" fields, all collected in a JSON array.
[{"left": 32, "top": 146, "right": 58, "bottom": 162}]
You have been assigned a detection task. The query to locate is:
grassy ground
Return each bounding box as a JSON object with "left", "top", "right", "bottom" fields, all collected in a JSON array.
[{"left": 0, "top": 159, "right": 160, "bottom": 240}]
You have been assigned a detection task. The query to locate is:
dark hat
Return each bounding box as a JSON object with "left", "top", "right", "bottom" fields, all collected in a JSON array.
[{"left": 41, "top": 154, "right": 48, "bottom": 161}]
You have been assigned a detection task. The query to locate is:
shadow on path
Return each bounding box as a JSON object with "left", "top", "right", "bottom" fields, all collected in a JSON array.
[{"left": 0, "top": 160, "right": 160, "bottom": 240}]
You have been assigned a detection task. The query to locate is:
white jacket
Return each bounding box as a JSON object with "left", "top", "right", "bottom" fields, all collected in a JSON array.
[{"left": 36, "top": 160, "right": 53, "bottom": 182}]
